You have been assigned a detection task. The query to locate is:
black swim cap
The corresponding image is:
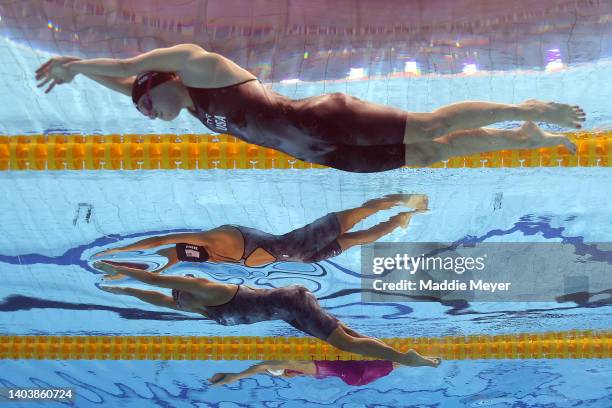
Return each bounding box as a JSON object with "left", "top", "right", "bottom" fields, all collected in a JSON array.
[
  {"left": 175, "top": 243, "right": 210, "bottom": 262},
  {"left": 131, "top": 71, "right": 177, "bottom": 105}
]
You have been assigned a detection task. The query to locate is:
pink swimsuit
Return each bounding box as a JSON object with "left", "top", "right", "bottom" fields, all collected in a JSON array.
[{"left": 286, "top": 360, "right": 394, "bottom": 386}]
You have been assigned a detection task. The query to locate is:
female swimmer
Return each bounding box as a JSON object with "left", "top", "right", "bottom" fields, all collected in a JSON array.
[
  {"left": 35, "top": 44, "right": 585, "bottom": 172},
  {"left": 94, "top": 194, "right": 427, "bottom": 276},
  {"left": 209, "top": 359, "right": 399, "bottom": 386},
  {"left": 94, "top": 263, "right": 441, "bottom": 368}
]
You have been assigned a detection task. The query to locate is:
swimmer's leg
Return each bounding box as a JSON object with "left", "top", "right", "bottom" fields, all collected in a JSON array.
[
  {"left": 333, "top": 194, "right": 424, "bottom": 234},
  {"left": 325, "top": 325, "right": 441, "bottom": 367},
  {"left": 404, "top": 100, "right": 585, "bottom": 143},
  {"left": 404, "top": 121, "right": 576, "bottom": 166},
  {"left": 337, "top": 322, "right": 391, "bottom": 348},
  {"left": 336, "top": 210, "right": 423, "bottom": 251}
]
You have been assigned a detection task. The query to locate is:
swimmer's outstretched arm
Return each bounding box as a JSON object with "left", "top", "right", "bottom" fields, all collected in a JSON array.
[
  {"left": 64, "top": 44, "right": 207, "bottom": 78},
  {"left": 36, "top": 56, "right": 135, "bottom": 95},
  {"left": 97, "top": 248, "right": 179, "bottom": 282},
  {"left": 209, "top": 362, "right": 277, "bottom": 385},
  {"left": 36, "top": 44, "right": 210, "bottom": 94},
  {"left": 99, "top": 285, "right": 180, "bottom": 310},
  {"left": 209, "top": 361, "right": 296, "bottom": 386},
  {"left": 94, "top": 260, "right": 211, "bottom": 292},
  {"left": 93, "top": 232, "right": 208, "bottom": 257}
]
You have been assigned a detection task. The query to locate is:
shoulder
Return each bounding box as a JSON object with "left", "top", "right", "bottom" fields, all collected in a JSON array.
[
  {"left": 208, "top": 225, "right": 239, "bottom": 235},
  {"left": 201, "top": 227, "right": 242, "bottom": 244},
  {"left": 178, "top": 47, "right": 222, "bottom": 84},
  {"left": 179, "top": 49, "right": 257, "bottom": 88}
]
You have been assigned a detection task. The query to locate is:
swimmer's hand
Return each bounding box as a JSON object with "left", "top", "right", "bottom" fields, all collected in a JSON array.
[
  {"left": 93, "top": 261, "right": 120, "bottom": 276},
  {"left": 208, "top": 373, "right": 238, "bottom": 386},
  {"left": 92, "top": 248, "right": 122, "bottom": 258},
  {"left": 35, "top": 56, "right": 80, "bottom": 93},
  {"left": 101, "top": 273, "right": 126, "bottom": 282},
  {"left": 98, "top": 285, "right": 126, "bottom": 295}
]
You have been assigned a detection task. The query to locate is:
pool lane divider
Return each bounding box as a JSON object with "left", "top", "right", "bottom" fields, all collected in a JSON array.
[
  {"left": 0, "top": 131, "right": 610, "bottom": 170},
  {"left": 0, "top": 330, "right": 609, "bottom": 360}
]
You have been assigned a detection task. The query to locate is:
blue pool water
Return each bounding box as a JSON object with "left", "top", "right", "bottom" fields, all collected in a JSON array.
[
  {"left": 1, "top": 169, "right": 612, "bottom": 338},
  {"left": 1, "top": 167, "right": 611, "bottom": 406},
  {"left": 1, "top": 359, "right": 611, "bottom": 407},
  {"left": 1, "top": 1, "right": 612, "bottom": 406}
]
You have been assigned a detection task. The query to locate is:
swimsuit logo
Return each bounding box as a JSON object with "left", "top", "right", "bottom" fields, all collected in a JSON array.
[
  {"left": 204, "top": 113, "right": 228, "bottom": 132},
  {"left": 184, "top": 244, "right": 200, "bottom": 258},
  {"left": 185, "top": 248, "right": 200, "bottom": 258},
  {"left": 137, "top": 73, "right": 154, "bottom": 85}
]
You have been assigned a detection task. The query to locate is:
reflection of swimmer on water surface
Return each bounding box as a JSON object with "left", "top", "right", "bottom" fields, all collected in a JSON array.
[
  {"left": 209, "top": 360, "right": 399, "bottom": 386},
  {"left": 35, "top": 44, "right": 586, "bottom": 173},
  {"left": 94, "top": 263, "right": 440, "bottom": 367},
  {"left": 93, "top": 194, "right": 428, "bottom": 280}
]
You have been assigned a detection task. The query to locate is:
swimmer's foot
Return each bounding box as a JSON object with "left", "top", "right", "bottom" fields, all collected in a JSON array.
[
  {"left": 400, "top": 349, "right": 442, "bottom": 367},
  {"left": 364, "top": 194, "right": 428, "bottom": 210},
  {"left": 513, "top": 121, "right": 577, "bottom": 153},
  {"left": 389, "top": 210, "right": 427, "bottom": 229},
  {"left": 519, "top": 99, "right": 586, "bottom": 129},
  {"left": 363, "top": 196, "right": 403, "bottom": 210},
  {"left": 383, "top": 193, "right": 429, "bottom": 210}
]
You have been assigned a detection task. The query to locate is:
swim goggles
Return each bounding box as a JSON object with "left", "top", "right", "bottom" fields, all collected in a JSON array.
[{"left": 135, "top": 75, "right": 155, "bottom": 118}]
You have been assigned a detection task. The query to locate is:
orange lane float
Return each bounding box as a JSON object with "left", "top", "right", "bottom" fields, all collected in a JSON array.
[
  {"left": 0, "top": 330, "right": 609, "bottom": 360},
  {"left": 0, "top": 131, "right": 610, "bottom": 170}
]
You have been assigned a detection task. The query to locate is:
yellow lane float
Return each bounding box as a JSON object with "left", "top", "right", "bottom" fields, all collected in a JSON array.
[
  {"left": 0, "top": 132, "right": 610, "bottom": 170},
  {"left": 1, "top": 330, "right": 609, "bottom": 360}
]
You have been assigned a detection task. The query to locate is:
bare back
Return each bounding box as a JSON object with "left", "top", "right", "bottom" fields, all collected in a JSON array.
[
  {"left": 179, "top": 51, "right": 257, "bottom": 89},
  {"left": 193, "top": 226, "right": 246, "bottom": 263}
]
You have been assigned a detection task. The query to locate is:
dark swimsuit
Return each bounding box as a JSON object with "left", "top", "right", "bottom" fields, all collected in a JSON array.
[
  {"left": 174, "top": 213, "right": 343, "bottom": 265},
  {"left": 172, "top": 284, "right": 339, "bottom": 341},
  {"left": 229, "top": 212, "right": 343, "bottom": 265},
  {"left": 187, "top": 79, "right": 407, "bottom": 173}
]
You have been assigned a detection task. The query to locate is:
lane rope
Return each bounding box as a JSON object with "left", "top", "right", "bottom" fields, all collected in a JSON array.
[
  {"left": 1, "top": 132, "right": 610, "bottom": 170},
  {"left": 1, "top": 331, "right": 609, "bottom": 360}
]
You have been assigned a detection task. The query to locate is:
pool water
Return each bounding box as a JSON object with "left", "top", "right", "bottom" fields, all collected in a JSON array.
[
  {"left": 0, "top": 359, "right": 610, "bottom": 407},
  {"left": 1, "top": 0, "right": 611, "bottom": 406},
  {"left": 1, "top": 168, "right": 611, "bottom": 338}
]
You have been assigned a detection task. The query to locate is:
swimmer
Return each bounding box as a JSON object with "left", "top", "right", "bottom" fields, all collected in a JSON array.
[
  {"left": 93, "top": 194, "right": 428, "bottom": 279},
  {"left": 209, "top": 359, "right": 399, "bottom": 386},
  {"left": 94, "top": 263, "right": 441, "bottom": 367},
  {"left": 35, "top": 44, "right": 586, "bottom": 172}
]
